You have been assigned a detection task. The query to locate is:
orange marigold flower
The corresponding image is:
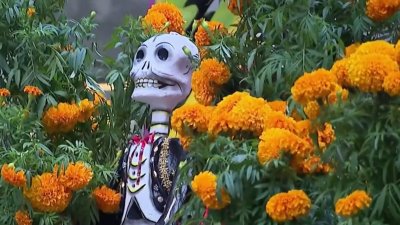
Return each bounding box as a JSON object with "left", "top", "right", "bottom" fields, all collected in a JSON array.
[
  {"left": 327, "top": 84, "right": 349, "bottom": 104},
  {"left": 92, "top": 185, "right": 122, "bottom": 213},
  {"left": 143, "top": 11, "right": 168, "bottom": 32},
  {"left": 383, "top": 72, "right": 400, "bottom": 96},
  {"left": 295, "top": 120, "right": 312, "bottom": 138},
  {"left": 290, "top": 109, "right": 303, "bottom": 121},
  {"left": 209, "top": 92, "right": 271, "bottom": 137},
  {"left": 264, "top": 111, "right": 298, "bottom": 134},
  {"left": 24, "top": 173, "right": 72, "bottom": 213},
  {"left": 266, "top": 190, "right": 311, "bottom": 222},
  {"left": 59, "top": 162, "right": 93, "bottom": 191},
  {"left": 353, "top": 40, "right": 397, "bottom": 62},
  {"left": 172, "top": 103, "right": 214, "bottom": 150},
  {"left": 27, "top": 7, "right": 36, "bottom": 17},
  {"left": 345, "top": 43, "right": 360, "bottom": 58},
  {"left": 23, "top": 86, "right": 42, "bottom": 96},
  {"left": 15, "top": 210, "right": 32, "bottom": 225},
  {"left": 291, "top": 155, "right": 332, "bottom": 174},
  {"left": 347, "top": 54, "right": 399, "bottom": 92},
  {"left": 225, "top": 94, "right": 271, "bottom": 136},
  {"left": 366, "top": 0, "right": 400, "bottom": 21},
  {"left": 291, "top": 69, "right": 337, "bottom": 104},
  {"left": 192, "top": 69, "right": 217, "bottom": 105},
  {"left": 192, "top": 59, "right": 231, "bottom": 105},
  {"left": 191, "top": 171, "right": 231, "bottom": 210},
  {"left": 77, "top": 99, "right": 96, "bottom": 123},
  {"left": 195, "top": 21, "right": 226, "bottom": 47},
  {"left": 318, "top": 123, "right": 335, "bottom": 150},
  {"left": 172, "top": 103, "right": 213, "bottom": 135},
  {"left": 0, "top": 88, "right": 11, "bottom": 97},
  {"left": 331, "top": 58, "right": 350, "bottom": 86},
  {"left": 1, "top": 164, "right": 26, "bottom": 187},
  {"left": 267, "top": 100, "right": 287, "bottom": 113},
  {"left": 304, "top": 101, "right": 320, "bottom": 120},
  {"left": 228, "top": 0, "right": 250, "bottom": 15},
  {"left": 257, "top": 128, "right": 312, "bottom": 164},
  {"left": 335, "top": 190, "right": 372, "bottom": 217},
  {"left": 199, "top": 47, "right": 208, "bottom": 60},
  {"left": 177, "top": 134, "right": 192, "bottom": 150},
  {"left": 198, "top": 58, "right": 231, "bottom": 85},
  {"left": 146, "top": 3, "right": 184, "bottom": 34},
  {"left": 208, "top": 91, "right": 248, "bottom": 133},
  {"left": 215, "top": 91, "right": 248, "bottom": 109},
  {"left": 395, "top": 40, "right": 400, "bottom": 65},
  {"left": 42, "top": 103, "right": 80, "bottom": 134}
]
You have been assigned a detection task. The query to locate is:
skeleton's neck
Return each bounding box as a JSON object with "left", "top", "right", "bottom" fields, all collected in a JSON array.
[{"left": 150, "top": 109, "right": 171, "bottom": 139}]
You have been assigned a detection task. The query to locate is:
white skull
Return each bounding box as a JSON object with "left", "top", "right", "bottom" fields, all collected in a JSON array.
[{"left": 130, "top": 32, "right": 199, "bottom": 111}]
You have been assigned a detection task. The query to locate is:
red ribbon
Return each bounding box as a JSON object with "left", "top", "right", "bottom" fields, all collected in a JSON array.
[{"left": 130, "top": 132, "right": 155, "bottom": 185}]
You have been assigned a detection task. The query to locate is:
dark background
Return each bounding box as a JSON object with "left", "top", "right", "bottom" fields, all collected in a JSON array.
[
  {"left": 65, "top": 0, "right": 149, "bottom": 84},
  {"left": 65, "top": 0, "right": 148, "bottom": 57},
  {"left": 64, "top": 0, "right": 227, "bottom": 84}
]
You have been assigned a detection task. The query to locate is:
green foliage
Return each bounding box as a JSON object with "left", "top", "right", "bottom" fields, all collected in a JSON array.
[
  {"left": 103, "top": 16, "right": 151, "bottom": 129},
  {"left": 0, "top": 100, "right": 116, "bottom": 225},
  {"left": 172, "top": 0, "right": 400, "bottom": 225},
  {"left": 207, "top": 0, "right": 400, "bottom": 102},
  {"left": 0, "top": 0, "right": 141, "bottom": 166},
  {"left": 0, "top": 0, "right": 142, "bottom": 224},
  {"left": 321, "top": 94, "right": 400, "bottom": 224},
  {"left": 1, "top": 0, "right": 400, "bottom": 224}
]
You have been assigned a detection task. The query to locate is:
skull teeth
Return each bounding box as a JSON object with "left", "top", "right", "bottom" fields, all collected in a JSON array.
[{"left": 135, "top": 78, "right": 162, "bottom": 88}]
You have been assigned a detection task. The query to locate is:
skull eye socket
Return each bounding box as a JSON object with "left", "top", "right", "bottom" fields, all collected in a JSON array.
[
  {"left": 157, "top": 47, "right": 169, "bottom": 61},
  {"left": 135, "top": 49, "right": 145, "bottom": 62}
]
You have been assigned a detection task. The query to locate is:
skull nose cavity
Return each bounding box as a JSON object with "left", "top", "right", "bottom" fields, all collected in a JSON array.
[
  {"left": 141, "top": 61, "right": 151, "bottom": 71},
  {"left": 141, "top": 61, "right": 147, "bottom": 70}
]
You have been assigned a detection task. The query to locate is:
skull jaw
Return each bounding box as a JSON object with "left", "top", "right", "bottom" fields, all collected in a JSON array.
[{"left": 132, "top": 87, "right": 187, "bottom": 111}]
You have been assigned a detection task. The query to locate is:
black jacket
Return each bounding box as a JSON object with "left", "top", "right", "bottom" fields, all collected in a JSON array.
[{"left": 97, "top": 137, "right": 187, "bottom": 225}]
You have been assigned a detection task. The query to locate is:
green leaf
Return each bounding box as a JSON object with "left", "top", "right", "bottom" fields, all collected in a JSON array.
[
  {"left": 37, "top": 143, "right": 53, "bottom": 156},
  {"left": 86, "top": 76, "right": 106, "bottom": 96},
  {"left": 69, "top": 48, "right": 87, "bottom": 73},
  {"left": 54, "top": 90, "right": 68, "bottom": 98},
  {"left": 232, "top": 154, "right": 246, "bottom": 163},
  {"left": 247, "top": 48, "right": 257, "bottom": 71},
  {"left": 37, "top": 95, "right": 47, "bottom": 117},
  {"left": 36, "top": 73, "right": 51, "bottom": 86},
  {"left": 0, "top": 54, "right": 10, "bottom": 73},
  {"left": 372, "top": 186, "right": 387, "bottom": 217}
]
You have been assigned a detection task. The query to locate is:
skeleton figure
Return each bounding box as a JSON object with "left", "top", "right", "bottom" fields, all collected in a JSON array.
[{"left": 118, "top": 32, "right": 199, "bottom": 225}]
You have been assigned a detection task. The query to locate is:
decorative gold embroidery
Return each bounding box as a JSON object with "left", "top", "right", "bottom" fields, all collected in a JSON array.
[{"left": 158, "top": 138, "right": 172, "bottom": 192}]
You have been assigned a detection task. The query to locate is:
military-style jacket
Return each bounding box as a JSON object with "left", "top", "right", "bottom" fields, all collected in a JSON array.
[{"left": 97, "top": 136, "right": 187, "bottom": 225}]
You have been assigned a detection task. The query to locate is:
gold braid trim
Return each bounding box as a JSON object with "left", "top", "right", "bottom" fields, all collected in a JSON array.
[{"left": 159, "top": 138, "right": 172, "bottom": 192}]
